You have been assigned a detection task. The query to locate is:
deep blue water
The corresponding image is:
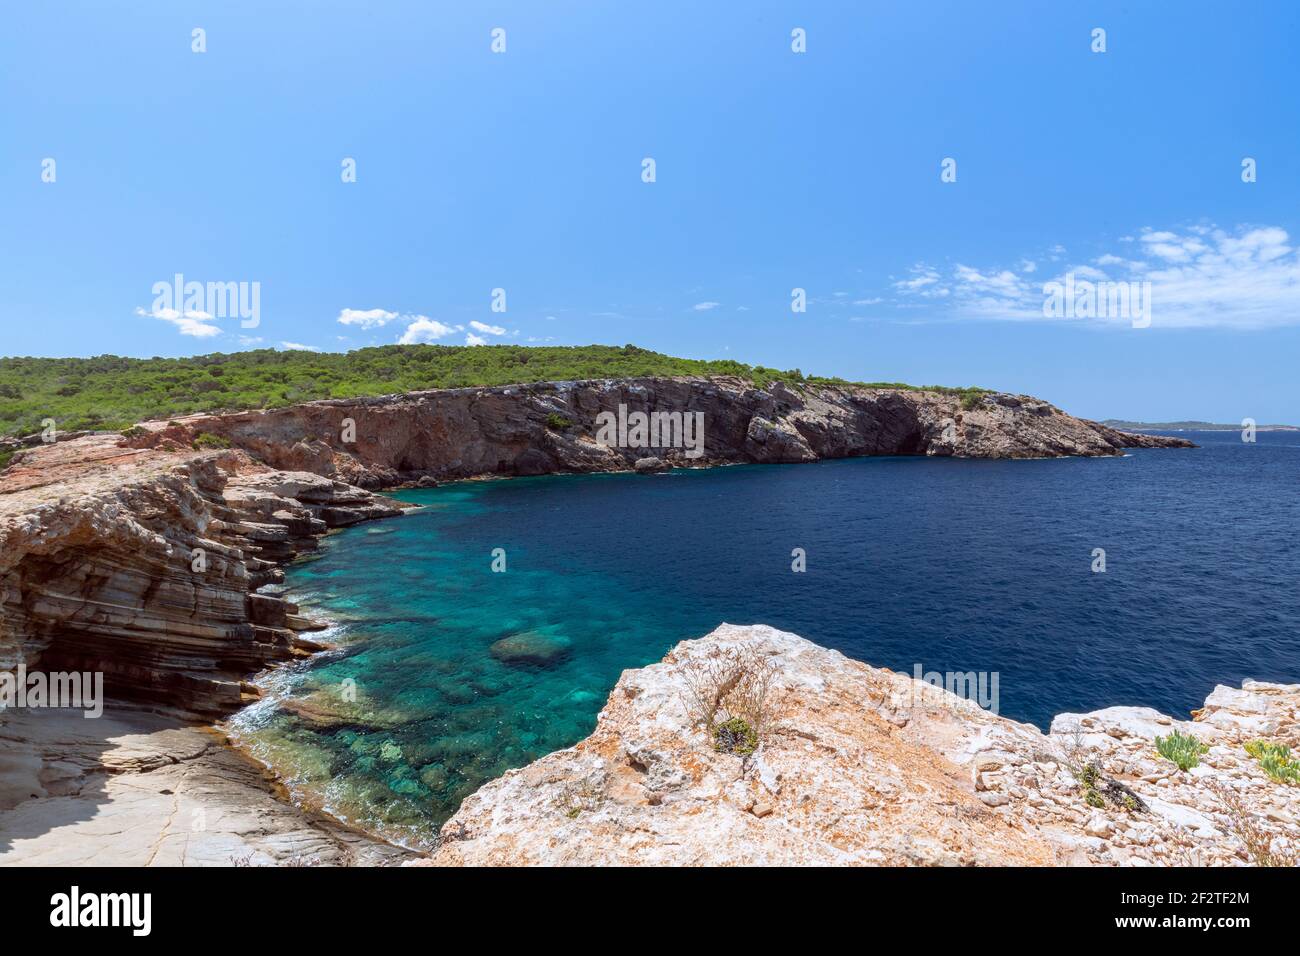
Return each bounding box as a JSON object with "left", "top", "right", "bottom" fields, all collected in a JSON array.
[{"left": 229, "top": 431, "right": 1300, "bottom": 847}]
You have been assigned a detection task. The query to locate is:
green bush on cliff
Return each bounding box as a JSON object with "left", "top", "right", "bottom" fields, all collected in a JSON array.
[
  {"left": 0, "top": 344, "right": 991, "bottom": 439},
  {"left": 1155, "top": 730, "right": 1208, "bottom": 771},
  {"left": 544, "top": 412, "right": 574, "bottom": 431},
  {"left": 191, "top": 432, "right": 232, "bottom": 450},
  {"left": 713, "top": 717, "right": 758, "bottom": 757},
  {"left": 1245, "top": 740, "right": 1300, "bottom": 785}
]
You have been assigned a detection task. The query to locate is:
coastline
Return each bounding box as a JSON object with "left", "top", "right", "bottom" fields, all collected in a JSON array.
[{"left": 0, "top": 378, "right": 1199, "bottom": 865}]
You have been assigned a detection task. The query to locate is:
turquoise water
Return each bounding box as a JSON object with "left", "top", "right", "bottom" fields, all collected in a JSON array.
[
  {"left": 229, "top": 475, "right": 723, "bottom": 847},
  {"left": 228, "top": 436, "right": 1300, "bottom": 848}
]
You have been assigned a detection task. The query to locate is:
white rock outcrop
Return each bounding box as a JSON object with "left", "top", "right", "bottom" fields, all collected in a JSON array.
[{"left": 425, "top": 624, "right": 1299, "bottom": 867}]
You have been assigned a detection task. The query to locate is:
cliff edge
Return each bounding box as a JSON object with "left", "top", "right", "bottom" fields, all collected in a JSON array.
[{"left": 426, "top": 624, "right": 1298, "bottom": 867}]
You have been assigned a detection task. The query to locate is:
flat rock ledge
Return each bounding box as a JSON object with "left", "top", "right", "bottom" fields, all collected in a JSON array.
[
  {"left": 422, "top": 624, "right": 1299, "bottom": 867},
  {"left": 0, "top": 706, "right": 415, "bottom": 866}
]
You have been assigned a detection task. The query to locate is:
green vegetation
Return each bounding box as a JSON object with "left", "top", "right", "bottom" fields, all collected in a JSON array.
[
  {"left": 0, "top": 344, "right": 991, "bottom": 438},
  {"left": 0, "top": 449, "right": 14, "bottom": 471},
  {"left": 1245, "top": 740, "right": 1300, "bottom": 785},
  {"left": 191, "top": 432, "right": 232, "bottom": 450},
  {"left": 1155, "top": 730, "right": 1209, "bottom": 771},
  {"left": 713, "top": 716, "right": 758, "bottom": 757},
  {"left": 1076, "top": 762, "right": 1106, "bottom": 808},
  {"left": 544, "top": 412, "right": 574, "bottom": 431},
  {"left": 1072, "top": 760, "right": 1144, "bottom": 813}
]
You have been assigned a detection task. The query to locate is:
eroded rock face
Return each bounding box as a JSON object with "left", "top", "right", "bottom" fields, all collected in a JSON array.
[
  {"left": 425, "top": 625, "right": 1298, "bottom": 867},
  {"left": 0, "top": 438, "right": 404, "bottom": 719},
  {"left": 0, "top": 376, "right": 1190, "bottom": 718},
  {"left": 124, "top": 377, "right": 1193, "bottom": 489}
]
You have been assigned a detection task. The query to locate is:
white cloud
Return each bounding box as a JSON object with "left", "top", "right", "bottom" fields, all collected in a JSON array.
[
  {"left": 468, "top": 320, "right": 506, "bottom": 336},
  {"left": 892, "top": 224, "right": 1300, "bottom": 329},
  {"left": 398, "top": 317, "right": 460, "bottom": 344},
  {"left": 893, "top": 265, "right": 949, "bottom": 296},
  {"left": 465, "top": 333, "right": 488, "bottom": 346},
  {"left": 853, "top": 297, "right": 883, "bottom": 305},
  {"left": 692, "top": 301, "right": 721, "bottom": 311},
  {"left": 337, "top": 307, "right": 400, "bottom": 329},
  {"left": 136, "top": 306, "right": 222, "bottom": 338},
  {"left": 281, "top": 341, "right": 320, "bottom": 352}
]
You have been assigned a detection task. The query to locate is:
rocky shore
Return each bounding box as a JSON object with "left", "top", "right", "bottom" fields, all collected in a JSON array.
[
  {"left": 425, "top": 625, "right": 1299, "bottom": 867},
  {"left": 0, "top": 376, "right": 1199, "bottom": 865},
  {"left": 115, "top": 375, "right": 1192, "bottom": 488}
]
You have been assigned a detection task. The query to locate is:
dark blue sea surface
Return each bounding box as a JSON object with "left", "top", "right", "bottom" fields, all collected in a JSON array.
[{"left": 228, "top": 431, "right": 1300, "bottom": 847}]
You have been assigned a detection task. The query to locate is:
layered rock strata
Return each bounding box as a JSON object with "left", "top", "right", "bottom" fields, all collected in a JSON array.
[
  {"left": 0, "top": 437, "right": 404, "bottom": 719},
  {"left": 427, "top": 624, "right": 1298, "bottom": 867}
]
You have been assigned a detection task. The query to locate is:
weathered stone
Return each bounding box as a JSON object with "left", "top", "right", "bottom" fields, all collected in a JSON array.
[{"left": 420, "top": 625, "right": 1300, "bottom": 868}]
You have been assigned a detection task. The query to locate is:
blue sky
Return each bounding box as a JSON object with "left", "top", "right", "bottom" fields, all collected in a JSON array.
[{"left": 3, "top": 0, "right": 1298, "bottom": 421}]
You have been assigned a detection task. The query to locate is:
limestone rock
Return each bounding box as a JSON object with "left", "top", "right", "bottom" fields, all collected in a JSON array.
[{"left": 423, "top": 624, "right": 1299, "bottom": 868}]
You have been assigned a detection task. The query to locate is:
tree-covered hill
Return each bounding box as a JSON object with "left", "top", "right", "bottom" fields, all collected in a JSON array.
[{"left": 0, "top": 344, "right": 983, "bottom": 439}]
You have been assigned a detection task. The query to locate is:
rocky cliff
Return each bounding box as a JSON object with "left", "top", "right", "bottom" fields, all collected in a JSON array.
[
  {"left": 0, "top": 376, "right": 1188, "bottom": 717},
  {"left": 425, "top": 624, "right": 1299, "bottom": 867},
  {"left": 116, "top": 377, "right": 1192, "bottom": 489},
  {"left": 0, "top": 435, "right": 404, "bottom": 719},
  {"left": 0, "top": 376, "right": 1202, "bottom": 866}
]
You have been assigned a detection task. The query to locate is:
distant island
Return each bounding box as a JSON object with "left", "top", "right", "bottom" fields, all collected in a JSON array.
[{"left": 1103, "top": 419, "right": 1298, "bottom": 432}]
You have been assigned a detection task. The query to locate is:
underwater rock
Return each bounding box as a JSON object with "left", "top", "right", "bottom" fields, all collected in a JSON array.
[{"left": 489, "top": 630, "right": 573, "bottom": 667}]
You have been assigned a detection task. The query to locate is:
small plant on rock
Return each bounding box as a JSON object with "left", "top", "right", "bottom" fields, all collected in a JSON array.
[
  {"left": 1155, "top": 729, "right": 1208, "bottom": 771},
  {"left": 1061, "top": 726, "right": 1148, "bottom": 814},
  {"left": 554, "top": 778, "right": 603, "bottom": 819},
  {"left": 714, "top": 716, "right": 758, "bottom": 756},
  {"left": 1245, "top": 739, "right": 1300, "bottom": 786},
  {"left": 680, "top": 644, "right": 777, "bottom": 751},
  {"left": 544, "top": 412, "right": 574, "bottom": 432}
]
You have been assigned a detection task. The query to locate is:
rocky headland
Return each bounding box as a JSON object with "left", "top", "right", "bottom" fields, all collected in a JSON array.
[
  {"left": 0, "top": 376, "right": 1202, "bottom": 865},
  {"left": 108, "top": 375, "right": 1190, "bottom": 488},
  {"left": 426, "top": 624, "right": 1299, "bottom": 867}
]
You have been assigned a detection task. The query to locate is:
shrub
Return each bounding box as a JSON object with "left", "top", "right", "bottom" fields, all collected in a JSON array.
[
  {"left": 1155, "top": 729, "right": 1208, "bottom": 771},
  {"left": 0, "top": 449, "right": 14, "bottom": 472},
  {"left": 191, "top": 432, "right": 232, "bottom": 450},
  {"left": 1245, "top": 740, "right": 1300, "bottom": 785},
  {"left": 544, "top": 412, "right": 574, "bottom": 431},
  {"left": 1061, "top": 726, "right": 1148, "bottom": 813},
  {"left": 714, "top": 717, "right": 758, "bottom": 756},
  {"left": 680, "top": 644, "right": 777, "bottom": 751},
  {"left": 553, "top": 778, "right": 603, "bottom": 818},
  {"left": 120, "top": 425, "right": 147, "bottom": 439}
]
